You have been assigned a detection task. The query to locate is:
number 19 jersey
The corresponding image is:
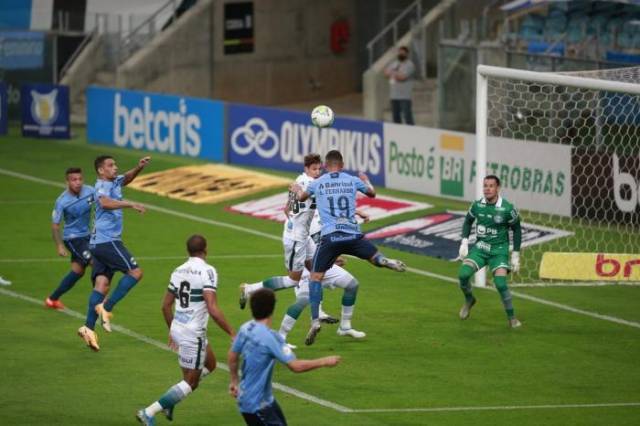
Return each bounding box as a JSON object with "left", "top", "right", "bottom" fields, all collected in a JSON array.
[{"left": 168, "top": 256, "right": 218, "bottom": 338}]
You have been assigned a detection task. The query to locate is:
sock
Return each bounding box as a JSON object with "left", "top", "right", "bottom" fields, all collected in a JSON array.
[
  {"left": 309, "top": 281, "right": 323, "bottom": 321},
  {"left": 263, "top": 276, "right": 298, "bottom": 291},
  {"left": 85, "top": 290, "right": 105, "bottom": 330},
  {"left": 246, "top": 282, "right": 264, "bottom": 294},
  {"left": 201, "top": 367, "right": 211, "bottom": 379},
  {"left": 494, "top": 275, "right": 514, "bottom": 319},
  {"left": 458, "top": 264, "right": 476, "bottom": 303},
  {"left": 149, "top": 380, "right": 192, "bottom": 416},
  {"left": 341, "top": 305, "right": 354, "bottom": 330},
  {"left": 50, "top": 271, "right": 82, "bottom": 300},
  {"left": 279, "top": 314, "right": 297, "bottom": 339},
  {"left": 103, "top": 274, "right": 138, "bottom": 312},
  {"left": 372, "top": 253, "right": 386, "bottom": 267}
]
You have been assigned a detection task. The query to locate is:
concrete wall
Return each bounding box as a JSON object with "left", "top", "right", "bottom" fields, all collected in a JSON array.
[{"left": 116, "top": 0, "right": 361, "bottom": 105}]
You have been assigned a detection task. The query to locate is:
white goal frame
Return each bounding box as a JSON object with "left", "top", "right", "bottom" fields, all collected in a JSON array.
[{"left": 474, "top": 65, "right": 640, "bottom": 287}]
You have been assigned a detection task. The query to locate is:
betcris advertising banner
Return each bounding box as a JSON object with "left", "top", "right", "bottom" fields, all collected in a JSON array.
[
  {"left": 384, "top": 123, "right": 572, "bottom": 216},
  {"left": 228, "top": 104, "right": 385, "bottom": 185},
  {"left": 0, "top": 82, "right": 7, "bottom": 135},
  {"left": 21, "top": 83, "right": 70, "bottom": 138},
  {"left": 87, "top": 87, "right": 224, "bottom": 162}
]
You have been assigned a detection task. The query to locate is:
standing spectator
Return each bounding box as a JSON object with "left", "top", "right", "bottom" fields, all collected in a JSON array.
[{"left": 384, "top": 46, "right": 415, "bottom": 125}]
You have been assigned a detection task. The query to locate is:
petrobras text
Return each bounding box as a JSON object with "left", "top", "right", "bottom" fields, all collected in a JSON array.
[
  {"left": 87, "top": 87, "right": 224, "bottom": 161},
  {"left": 228, "top": 104, "right": 385, "bottom": 185}
]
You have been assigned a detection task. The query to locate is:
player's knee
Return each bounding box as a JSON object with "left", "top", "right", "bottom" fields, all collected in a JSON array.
[
  {"left": 346, "top": 278, "right": 359, "bottom": 290},
  {"left": 458, "top": 265, "right": 475, "bottom": 281},
  {"left": 130, "top": 268, "right": 143, "bottom": 281}
]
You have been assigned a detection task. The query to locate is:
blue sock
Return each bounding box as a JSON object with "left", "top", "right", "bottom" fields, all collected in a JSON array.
[
  {"left": 85, "top": 290, "right": 105, "bottom": 329},
  {"left": 372, "top": 253, "right": 385, "bottom": 267},
  {"left": 50, "top": 271, "right": 82, "bottom": 300},
  {"left": 309, "top": 281, "right": 323, "bottom": 320},
  {"left": 103, "top": 274, "right": 138, "bottom": 312}
]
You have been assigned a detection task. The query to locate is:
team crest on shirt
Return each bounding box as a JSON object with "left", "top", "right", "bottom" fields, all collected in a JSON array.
[
  {"left": 30, "top": 89, "right": 59, "bottom": 126},
  {"left": 130, "top": 257, "right": 137, "bottom": 266},
  {"left": 493, "top": 215, "right": 503, "bottom": 224},
  {"left": 282, "top": 345, "right": 293, "bottom": 356},
  {"left": 82, "top": 250, "right": 91, "bottom": 260}
]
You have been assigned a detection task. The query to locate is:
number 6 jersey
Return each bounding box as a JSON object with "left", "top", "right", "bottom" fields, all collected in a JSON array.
[{"left": 168, "top": 257, "right": 218, "bottom": 338}]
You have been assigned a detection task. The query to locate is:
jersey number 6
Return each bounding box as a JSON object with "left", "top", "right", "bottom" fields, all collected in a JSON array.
[{"left": 179, "top": 281, "right": 191, "bottom": 308}]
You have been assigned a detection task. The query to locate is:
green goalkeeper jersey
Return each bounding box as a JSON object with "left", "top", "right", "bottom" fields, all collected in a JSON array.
[{"left": 462, "top": 197, "right": 521, "bottom": 252}]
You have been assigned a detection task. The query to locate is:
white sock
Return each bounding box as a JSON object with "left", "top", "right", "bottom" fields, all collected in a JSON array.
[
  {"left": 279, "top": 314, "right": 297, "bottom": 339},
  {"left": 201, "top": 366, "right": 211, "bottom": 379},
  {"left": 319, "top": 302, "right": 328, "bottom": 317},
  {"left": 341, "top": 305, "right": 354, "bottom": 330},
  {"left": 246, "top": 282, "right": 264, "bottom": 294},
  {"left": 145, "top": 402, "right": 163, "bottom": 417}
]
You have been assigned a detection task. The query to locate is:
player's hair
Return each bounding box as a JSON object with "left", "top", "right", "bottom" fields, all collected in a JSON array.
[
  {"left": 94, "top": 155, "right": 114, "bottom": 173},
  {"left": 65, "top": 167, "right": 82, "bottom": 176},
  {"left": 399, "top": 46, "right": 409, "bottom": 54},
  {"left": 186, "top": 234, "right": 207, "bottom": 256},
  {"left": 484, "top": 175, "right": 501, "bottom": 186},
  {"left": 250, "top": 288, "right": 276, "bottom": 320},
  {"left": 304, "top": 153, "right": 322, "bottom": 167},
  {"left": 325, "top": 150, "right": 343, "bottom": 165}
]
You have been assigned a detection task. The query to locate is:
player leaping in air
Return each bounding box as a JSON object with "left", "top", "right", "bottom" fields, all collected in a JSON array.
[
  {"left": 290, "top": 150, "right": 406, "bottom": 346},
  {"left": 46, "top": 167, "right": 95, "bottom": 310},
  {"left": 77, "top": 155, "right": 150, "bottom": 351},
  {"left": 457, "top": 175, "right": 522, "bottom": 328}
]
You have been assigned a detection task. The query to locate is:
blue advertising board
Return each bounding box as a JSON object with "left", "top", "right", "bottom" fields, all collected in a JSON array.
[
  {"left": 87, "top": 87, "right": 225, "bottom": 162},
  {"left": 228, "top": 103, "right": 385, "bottom": 185},
  {"left": 0, "top": 82, "right": 7, "bottom": 135},
  {"left": 0, "top": 31, "right": 45, "bottom": 69},
  {"left": 21, "top": 83, "right": 70, "bottom": 139}
]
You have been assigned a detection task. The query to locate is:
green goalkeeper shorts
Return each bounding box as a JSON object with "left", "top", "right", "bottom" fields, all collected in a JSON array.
[{"left": 464, "top": 244, "right": 510, "bottom": 273}]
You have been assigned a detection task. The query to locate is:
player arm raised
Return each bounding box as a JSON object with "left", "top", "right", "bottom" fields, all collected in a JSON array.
[
  {"left": 204, "top": 291, "right": 235, "bottom": 338},
  {"left": 286, "top": 356, "right": 341, "bottom": 373},
  {"left": 121, "top": 156, "right": 151, "bottom": 186}
]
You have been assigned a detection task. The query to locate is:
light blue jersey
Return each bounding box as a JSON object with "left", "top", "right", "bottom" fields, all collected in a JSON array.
[
  {"left": 306, "top": 172, "right": 368, "bottom": 236},
  {"left": 232, "top": 320, "right": 296, "bottom": 413},
  {"left": 91, "top": 175, "right": 126, "bottom": 244},
  {"left": 51, "top": 185, "right": 95, "bottom": 240}
]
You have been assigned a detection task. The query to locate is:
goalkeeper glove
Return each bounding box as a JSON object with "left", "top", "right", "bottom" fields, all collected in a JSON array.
[
  {"left": 458, "top": 238, "right": 469, "bottom": 259},
  {"left": 510, "top": 251, "right": 520, "bottom": 273}
]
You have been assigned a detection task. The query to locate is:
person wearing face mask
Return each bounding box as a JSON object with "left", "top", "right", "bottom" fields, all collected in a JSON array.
[{"left": 383, "top": 46, "right": 415, "bottom": 125}]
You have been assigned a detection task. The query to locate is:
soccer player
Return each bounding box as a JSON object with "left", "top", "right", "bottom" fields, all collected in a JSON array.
[
  {"left": 228, "top": 288, "right": 340, "bottom": 426},
  {"left": 457, "top": 175, "right": 522, "bottom": 328},
  {"left": 136, "top": 235, "right": 234, "bottom": 425},
  {"left": 77, "top": 155, "right": 150, "bottom": 351},
  {"left": 291, "top": 150, "right": 406, "bottom": 345},
  {"left": 239, "top": 153, "right": 336, "bottom": 322},
  {"left": 45, "top": 167, "right": 95, "bottom": 310}
]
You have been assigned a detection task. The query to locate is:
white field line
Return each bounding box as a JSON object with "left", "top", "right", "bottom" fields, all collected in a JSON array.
[
  {"left": 1, "top": 167, "right": 639, "bottom": 331},
  {"left": 351, "top": 402, "right": 640, "bottom": 413},
  {"left": 511, "top": 282, "right": 640, "bottom": 288},
  {"left": 0, "top": 254, "right": 281, "bottom": 263},
  {"left": 0, "top": 287, "right": 353, "bottom": 414}
]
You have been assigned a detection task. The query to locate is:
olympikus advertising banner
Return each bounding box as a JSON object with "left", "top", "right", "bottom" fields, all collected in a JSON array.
[
  {"left": 383, "top": 123, "right": 572, "bottom": 216},
  {"left": 228, "top": 103, "right": 385, "bottom": 185},
  {"left": 0, "top": 31, "right": 44, "bottom": 69},
  {"left": 366, "top": 212, "right": 572, "bottom": 260},
  {"left": 87, "top": 86, "right": 224, "bottom": 161},
  {"left": 0, "top": 82, "right": 7, "bottom": 135},
  {"left": 21, "top": 83, "right": 70, "bottom": 138}
]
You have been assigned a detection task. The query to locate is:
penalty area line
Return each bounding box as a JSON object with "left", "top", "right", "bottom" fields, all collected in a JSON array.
[
  {"left": 1, "top": 167, "right": 640, "bottom": 331},
  {"left": 0, "top": 287, "right": 354, "bottom": 414},
  {"left": 350, "top": 402, "right": 640, "bottom": 413}
]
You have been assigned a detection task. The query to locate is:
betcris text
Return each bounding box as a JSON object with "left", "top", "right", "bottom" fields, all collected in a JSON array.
[
  {"left": 229, "top": 104, "right": 385, "bottom": 185},
  {"left": 87, "top": 87, "right": 224, "bottom": 161}
]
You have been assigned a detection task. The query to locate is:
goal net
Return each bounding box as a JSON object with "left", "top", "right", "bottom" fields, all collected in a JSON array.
[{"left": 476, "top": 65, "right": 640, "bottom": 286}]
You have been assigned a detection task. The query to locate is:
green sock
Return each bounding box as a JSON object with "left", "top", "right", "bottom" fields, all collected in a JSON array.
[
  {"left": 494, "top": 275, "right": 514, "bottom": 319},
  {"left": 458, "top": 264, "right": 475, "bottom": 303}
]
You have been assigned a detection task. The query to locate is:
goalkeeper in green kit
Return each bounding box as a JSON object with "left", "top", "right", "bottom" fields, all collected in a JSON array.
[{"left": 457, "top": 175, "right": 522, "bottom": 328}]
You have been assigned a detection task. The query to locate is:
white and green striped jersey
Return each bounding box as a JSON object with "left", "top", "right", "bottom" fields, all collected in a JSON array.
[{"left": 168, "top": 257, "right": 218, "bottom": 337}]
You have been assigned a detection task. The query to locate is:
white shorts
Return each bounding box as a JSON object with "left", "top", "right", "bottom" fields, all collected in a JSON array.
[
  {"left": 170, "top": 325, "right": 207, "bottom": 370},
  {"left": 283, "top": 238, "right": 316, "bottom": 272},
  {"left": 295, "top": 264, "right": 355, "bottom": 298}
]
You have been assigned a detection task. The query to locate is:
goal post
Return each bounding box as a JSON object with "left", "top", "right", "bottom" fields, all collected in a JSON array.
[{"left": 475, "top": 64, "right": 640, "bottom": 286}]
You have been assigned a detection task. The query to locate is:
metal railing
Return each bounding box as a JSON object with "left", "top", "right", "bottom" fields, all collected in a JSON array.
[
  {"left": 59, "top": 28, "right": 98, "bottom": 82},
  {"left": 118, "top": 0, "right": 178, "bottom": 64}
]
